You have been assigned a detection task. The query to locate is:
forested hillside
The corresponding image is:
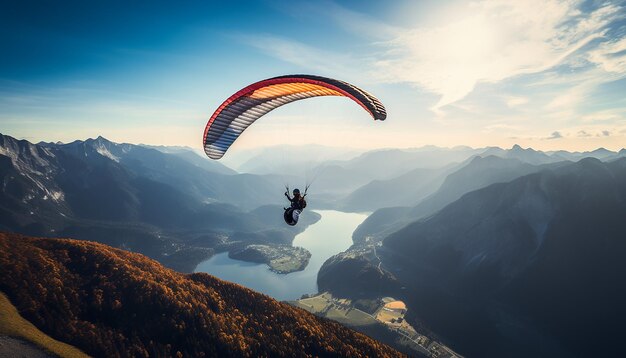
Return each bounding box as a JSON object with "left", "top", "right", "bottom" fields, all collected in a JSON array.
[{"left": 0, "top": 232, "right": 402, "bottom": 357}]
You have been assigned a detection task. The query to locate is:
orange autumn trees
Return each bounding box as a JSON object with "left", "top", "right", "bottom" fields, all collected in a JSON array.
[{"left": 0, "top": 232, "right": 403, "bottom": 357}]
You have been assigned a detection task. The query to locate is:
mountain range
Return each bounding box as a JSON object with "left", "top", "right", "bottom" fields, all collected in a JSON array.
[
  {"left": 0, "top": 133, "right": 316, "bottom": 272},
  {"left": 352, "top": 155, "right": 558, "bottom": 241},
  {"left": 4, "top": 132, "right": 626, "bottom": 357},
  {"left": 320, "top": 157, "right": 626, "bottom": 357}
]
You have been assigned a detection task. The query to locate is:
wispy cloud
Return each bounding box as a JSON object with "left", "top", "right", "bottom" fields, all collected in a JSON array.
[
  {"left": 374, "top": 0, "right": 622, "bottom": 112},
  {"left": 237, "top": 34, "right": 360, "bottom": 78},
  {"left": 280, "top": 0, "right": 397, "bottom": 40},
  {"left": 233, "top": 0, "right": 626, "bottom": 151},
  {"left": 587, "top": 36, "right": 626, "bottom": 73},
  {"left": 580, "top": 108, "right": 626, "bottom": 123},
  {"left": 247, "top": 1, "right": 623, "bottom": 120},
  {"left": 505, "top": 96, "right": 529, "bottom": 107}
]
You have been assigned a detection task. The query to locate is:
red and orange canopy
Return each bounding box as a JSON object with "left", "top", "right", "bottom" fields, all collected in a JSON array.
[{"left": 203, "top": 75, "right": 386, "bottom": 159}]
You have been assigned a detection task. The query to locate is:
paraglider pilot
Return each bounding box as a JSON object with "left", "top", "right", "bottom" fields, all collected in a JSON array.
[{"left": 284, "top": 188, "right": 307, "bottom": 226}]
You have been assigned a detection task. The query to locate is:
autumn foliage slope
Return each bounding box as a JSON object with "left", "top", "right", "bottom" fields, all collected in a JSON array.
[{"left": 0, "top": 232, "right": 402, "bottom": 357}]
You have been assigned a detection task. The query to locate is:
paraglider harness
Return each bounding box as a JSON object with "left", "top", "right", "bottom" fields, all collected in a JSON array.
[{"left": 283, "top": 185, "right": 308, "bottom": 226}]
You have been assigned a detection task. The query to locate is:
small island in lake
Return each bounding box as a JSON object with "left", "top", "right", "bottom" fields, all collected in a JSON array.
[{"left": 229, "top": 244, "right": 311, "bottom": 274}]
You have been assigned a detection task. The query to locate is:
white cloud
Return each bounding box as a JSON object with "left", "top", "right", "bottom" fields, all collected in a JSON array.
[
  {"left": 505, "top": 96, "right": 529, "bottom": 107},
  {"left": 232, "top": 1, "right": 625, "bottom": 150},
  {"left": 587, "top": 36, "right": 626, "bottom": 73},
  {"left": 374, "top": 0, "right": 621, "bottom": 112},
  {"left": 545, "top": 82, "right": 589, "bottom": 110},
  {"left": 580, "top": 108, "right": 626, "bottom": 123}
]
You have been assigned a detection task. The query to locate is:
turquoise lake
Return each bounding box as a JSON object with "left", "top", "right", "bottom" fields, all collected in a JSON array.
[{"left": 194, "top": 210, "right": 368, "bottom": 301}]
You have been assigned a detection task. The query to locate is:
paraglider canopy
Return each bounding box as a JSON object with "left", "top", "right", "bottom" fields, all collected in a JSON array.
[{"left": 203, "top": 74, "right": 387, "bottom": 160}]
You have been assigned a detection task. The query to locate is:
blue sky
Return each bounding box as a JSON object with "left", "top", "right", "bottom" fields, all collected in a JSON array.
[{"left": 1, "top": 0, "right": 625, "bottom": 154}]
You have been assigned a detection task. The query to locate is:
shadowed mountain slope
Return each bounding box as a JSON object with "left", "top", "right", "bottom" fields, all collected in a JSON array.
[
  {"left": 353, "top": 156, "right": 549, "bottom": 242},
  {"left": 377, "top": 157, "right": 626, "bottom": 357}
]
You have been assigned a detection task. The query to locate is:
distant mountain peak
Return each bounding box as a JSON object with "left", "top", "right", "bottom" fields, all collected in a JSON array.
[
  {"left": 588, "top": 147, "right": 613, "bottom": 156},
  {"left": 576, "top": 156, "right": 604, "bottom": 167},
  {"left": 510, "top": 144, "right": 539, "bottom": 153},
  {"left": 86, "top": 135, "right": 112, "bottom": 145},
  {"left": 75, "top": 136, "right": 120, "bottom": 162},
  {"left": 469, "top": 155, "right": 505, "bottom": 166}
]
